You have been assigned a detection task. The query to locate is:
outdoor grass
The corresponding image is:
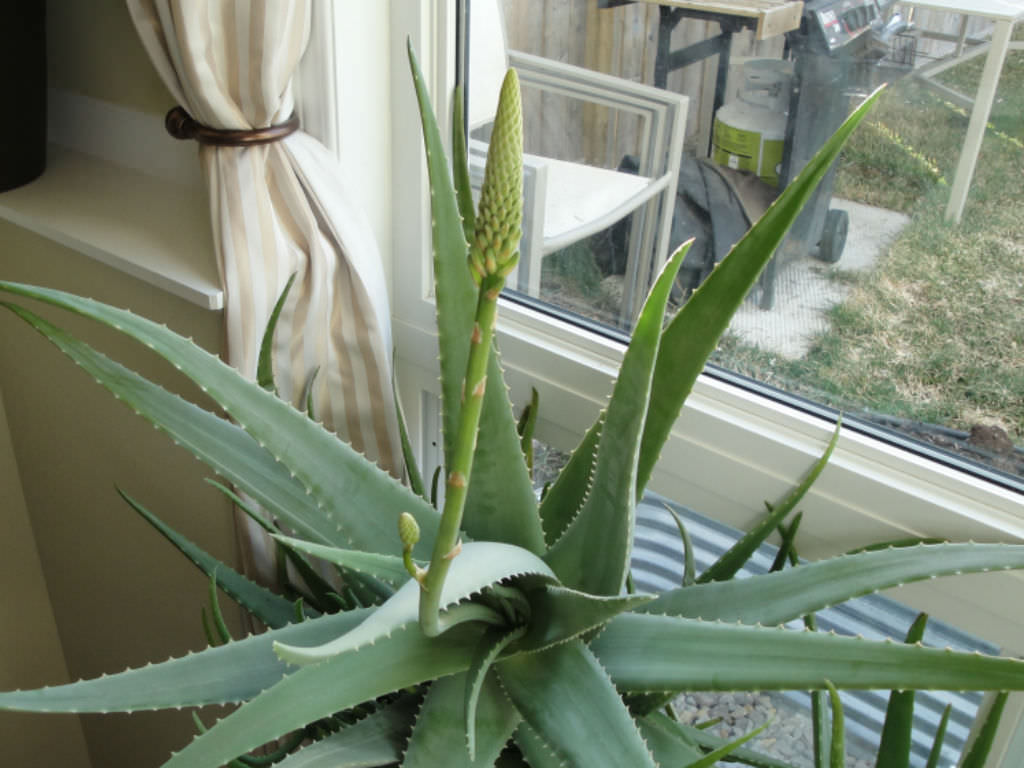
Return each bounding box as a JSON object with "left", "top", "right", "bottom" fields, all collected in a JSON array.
[{"left": 714, "top": 49, "right": 1024, "bottom": 459}]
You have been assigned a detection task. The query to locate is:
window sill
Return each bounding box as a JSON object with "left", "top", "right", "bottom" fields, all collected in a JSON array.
[{"left": 0, "top": 145, "right": 222, "bottom": 310}]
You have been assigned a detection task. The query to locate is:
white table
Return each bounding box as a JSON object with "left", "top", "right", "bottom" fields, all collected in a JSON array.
[{"left": 899, "top": 0, "right": 1024, "bottom": 222}]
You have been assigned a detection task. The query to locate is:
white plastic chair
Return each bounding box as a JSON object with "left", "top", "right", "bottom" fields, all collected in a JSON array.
[{"left": 468, "top": 0, "right": 688, "bottom": 320}]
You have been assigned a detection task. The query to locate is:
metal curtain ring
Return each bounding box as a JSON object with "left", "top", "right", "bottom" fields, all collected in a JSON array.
[{"left": 164, "top": 106, "right": 300, "bottom": 146}]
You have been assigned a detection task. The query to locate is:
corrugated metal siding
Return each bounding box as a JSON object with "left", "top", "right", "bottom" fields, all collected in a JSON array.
[{"left": 631, "top": 495, "right": 998, "bottom": 767}]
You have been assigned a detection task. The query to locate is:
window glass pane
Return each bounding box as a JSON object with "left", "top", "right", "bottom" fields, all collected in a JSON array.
[{"left": 465, "top": 0, "right": 1022, "bottom": 483}]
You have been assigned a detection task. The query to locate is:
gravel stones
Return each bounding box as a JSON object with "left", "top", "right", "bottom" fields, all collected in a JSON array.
[{"left": 672, "top": 692, "right": 874, "bottom": 768}]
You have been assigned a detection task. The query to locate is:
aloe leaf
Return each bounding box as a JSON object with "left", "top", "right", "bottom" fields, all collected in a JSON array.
[
  {"left": 394, "top": 375, "right": 428, "bottom": 504},
  {"left": 191, "top": 713, "right": 304, "bottom": 766},
  {"left": 0, "top": 610, "right": 368, "bottom": 713},
  {"left": 537, "top": 417, "right": 601, "bottom": 546},
  {"left": 875, "top": 612, "right": 929, "bottom": 768},
  {"left": 465, "top": 626, "right": 527, "bottom": 760},
  {"left": 272, "top": 695, "right": 418, "bottom": 768},
  {"left": 699, "top": 422, "right": 838, "bottom": 584},
  {"left": 513, "top": 721, "right": 564, "bottom": 768},
  {"left": 205, "top": 479, "right": 342, "bottom": 613},
  {"left": 545, "top": 244, "right": 689, "bottom": 595},
  {"left": 117, "top": 488, "right": 299, "bottom": 628},
  {"left": 636, "top": 711, "right": 703, "bottom": 766},
  {"left": 517, "top": 387, "right": 539, "bottom": 477},
  {"left": 684, "top": 719, "right": 771, "bottom": 768},
  {"left": 662, "top": 718, "right": 799, "bottom": 768},
  {"left": 516, "top": 585, "right": 653, "bottom": 654},
  {"left": 257, "top": 272, "right": 297, "bottom": 392},
  {"left": 592, "top": 613, "right": 1024, "bottom": 693},
  {"left": 272, "top": 534, "right": 415, "bottom": 585},
  {"left": 0, "top": 302, "right": 367, "bottom": 552},
  {"left": 636, "top": 87, "right": 884, "bottom": 497},
  {"left": 498, "top": 640, "right": 658, "bottom": 768},
  {"left": 811, "top": 687, "right": 830, "bottom": 768},
  {"left": 666, "top": 506, "right": 697, "bottom": 587},
  {"left": 0, "top": 294, "right": 440, "bottom": 561},
  {"left": 452, "top": 84, "right": 476, "bottom": 245},
  {"left": 407, "top": 42, "right": 544, "bottom": 555},
  {"left": 825, "top": 681, "right": 845, "bottom": 768},
  {"left": 959, "top": 690, "right": 1009, "bottom": 768},
  {"left": 643, "top": 542, "right": 1024, "bottom": 626},
  {"left": 403, "top": 672, "right": 519, "bottom": 768},
  {"left": 406, "top": 42, "right": 475, "bottom": 481},
  {"left": 207, "top": 570, "right": 234, "bottom": 643},
  {"left": 274, "top": 542, "right": 556, "bottom": 665},
  {"left": 160, "top": 622, "right": 484, "bottom": 768},
  {"left": 924, "top": 703, "right": 952, "bottom": 768}
]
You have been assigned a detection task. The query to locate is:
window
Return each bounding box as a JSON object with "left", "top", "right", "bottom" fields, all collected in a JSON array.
[{"left": 377, "top": 0, "right": 1024, "bottom": 762}]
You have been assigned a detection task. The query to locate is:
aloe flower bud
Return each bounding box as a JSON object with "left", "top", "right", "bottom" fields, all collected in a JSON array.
[
  {"left": 398, "top": 512, "right": 421, "bottom": 550},
  {"left": 470, "top": 69, "right": 523, "bottom": 283}
]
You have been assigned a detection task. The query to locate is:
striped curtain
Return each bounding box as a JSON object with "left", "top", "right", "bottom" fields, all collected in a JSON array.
[{"left": 127, "top": 1, "right": 402, "bottom": 580}]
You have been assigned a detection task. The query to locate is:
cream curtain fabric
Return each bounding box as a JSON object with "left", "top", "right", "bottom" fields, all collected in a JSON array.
[{"left": 127, "top": 1, "right": 402, "bottom": 577}]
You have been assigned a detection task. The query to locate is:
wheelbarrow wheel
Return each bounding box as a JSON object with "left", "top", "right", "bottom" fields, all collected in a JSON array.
[{"left": 817, "top": 208, "right": 848, "bottom": 264}]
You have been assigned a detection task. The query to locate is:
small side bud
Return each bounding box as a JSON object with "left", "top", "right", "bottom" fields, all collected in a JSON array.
[
  {"left": 399, "top": 512, "right": 427, "bottom": 586},
  {"left": 398, "top": 512, "right": 420, "bottom": 550}
]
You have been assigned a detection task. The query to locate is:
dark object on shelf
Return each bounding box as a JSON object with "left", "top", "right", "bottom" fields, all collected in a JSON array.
[{"left": 0, "top": 3, "right": 46, "bottom": 193}]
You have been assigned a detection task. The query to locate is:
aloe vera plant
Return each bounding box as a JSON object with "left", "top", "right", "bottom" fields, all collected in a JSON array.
[{"left": 1, "top": 44, "right": 1022, "bottom": 767}]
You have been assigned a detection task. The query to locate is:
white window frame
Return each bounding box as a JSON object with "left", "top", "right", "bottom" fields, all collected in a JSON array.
[{"left": 311, "top": 2, "right": 1024, "bottom": 762}]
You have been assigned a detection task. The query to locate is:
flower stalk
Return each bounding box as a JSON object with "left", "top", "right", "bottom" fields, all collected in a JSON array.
[{"left": 419, "top": 69, "right": 523, "bottom": 637}]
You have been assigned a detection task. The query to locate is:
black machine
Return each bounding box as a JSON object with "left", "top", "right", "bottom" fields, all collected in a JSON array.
[{"left": 601, "top": 0, "right": 911, "bottom": 308}]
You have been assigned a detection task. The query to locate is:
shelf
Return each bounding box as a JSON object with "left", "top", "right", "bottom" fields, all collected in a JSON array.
[{"left": 0, "top": 146, "right": 223, "bottom": 310}]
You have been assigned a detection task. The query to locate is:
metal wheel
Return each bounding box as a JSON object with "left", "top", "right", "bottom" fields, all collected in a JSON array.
[{"left": 817, "top": 208, "right": 849, "bottom": 264}]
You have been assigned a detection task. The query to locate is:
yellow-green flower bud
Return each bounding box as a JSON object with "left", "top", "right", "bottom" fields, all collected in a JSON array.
[
  {"left": 469, "top": 68, "right": 523, "bottom": 280},
  {"left": 398, "top": 512, "right": 421, "bottom": 551}
]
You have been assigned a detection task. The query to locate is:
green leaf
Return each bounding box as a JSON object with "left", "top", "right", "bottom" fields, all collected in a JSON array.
[
  {"left": 513, "top": 721, "right": 564, "bottom": 768},
  {"left": 643, "top": 542, "right": 1024, "bottom": 626},
  {"left": 517, "top": 387, "right": 539, "bottom": 477},
  {"left": 0, "top": 294, "right": 441, "bottom": 561},
  {"left": 825, "top": 681, "right": 845, "bottom": 768},
  {"left": 257, "top": 272, "right": 297, "bottom": 392},
  {"left": 0, "top": 610, "right": 369, "bottom": 713},
  {"left": 0, "top": 302, "right": 357, "bottom": 552},
  {"left": 403, "top": 672, "right": 519, "bottom": 768},
  {"left": 635, "top": 88, "right": 884, "bottom": 497},
  {"left": 545, "top": 244, "right": 689, "bottom": 595},
  {"left": 537, "top": 418, "right": 601, "bottom": 546},
  {"left": 465, "top": 627, "right": 527, "bottom": 760},
  {"left": 272, "top": 534, "right": 415, "bottom": 585},
  {"left": 394, "top": 373, "right": 428, "bottom": 503},
  {"left": 497, "top": 640, "right": 657, "bottom": 768},
  {"left": 452, "top": 84, "right": 476, "bottom": 246},
  {"left": 117, "top": 488, "right": 298, "bottom": 629},
  {"left": 161, "top": 623, "right": 485, "bottom": 768},
  {"left": 273, "top": 542, "right": 555, "bottom": 665},
  {"left": 875, "top": 612, "right": 929, "bottom": 768},
  {"left": 924, "top": 703, "right": 952, "bottom": 768},
  {"left": 406, "top": 41, "right": 544, "bottom": 556},
  {"left": 683, "top": 718, "right": 771, "bottom": 768},
  {"left": 959, "top": 691, "right": 1009, "bottom": 768},
  {"left": 515, "top": 585, "right": 653, "bottom": 654},
  {"left": 661, "top": 718, "right": 799, "bottom": 768},
  {"left": 812, "top": 688, "right": 830, "bottom": 768},
  {"left": 637, "top": 711, "right": 703, "bottom": 766},
  {"left": 272, "top": 695, "right": 419, "bottom": 768},
  {"left": 593, "top": 613, "right": 1024, "bottom": 693},
  {"left": 698, "top": 421, "right": 838, "bottom": 584}
]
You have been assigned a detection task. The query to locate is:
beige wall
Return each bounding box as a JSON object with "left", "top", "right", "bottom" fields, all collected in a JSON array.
[
  {"left": 0, "top": 388, "right": 92, "bottom": 767},
  {"left": 1, "top": 229, "right": 244, "bottom": 767},
  {"left": 47, "top": 0, "right": 173, "bottom": 115}
]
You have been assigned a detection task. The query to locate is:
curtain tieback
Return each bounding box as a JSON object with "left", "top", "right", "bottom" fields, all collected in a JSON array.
[{"left": 165, "top": 106, "right": 299, "bottom": 146}]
